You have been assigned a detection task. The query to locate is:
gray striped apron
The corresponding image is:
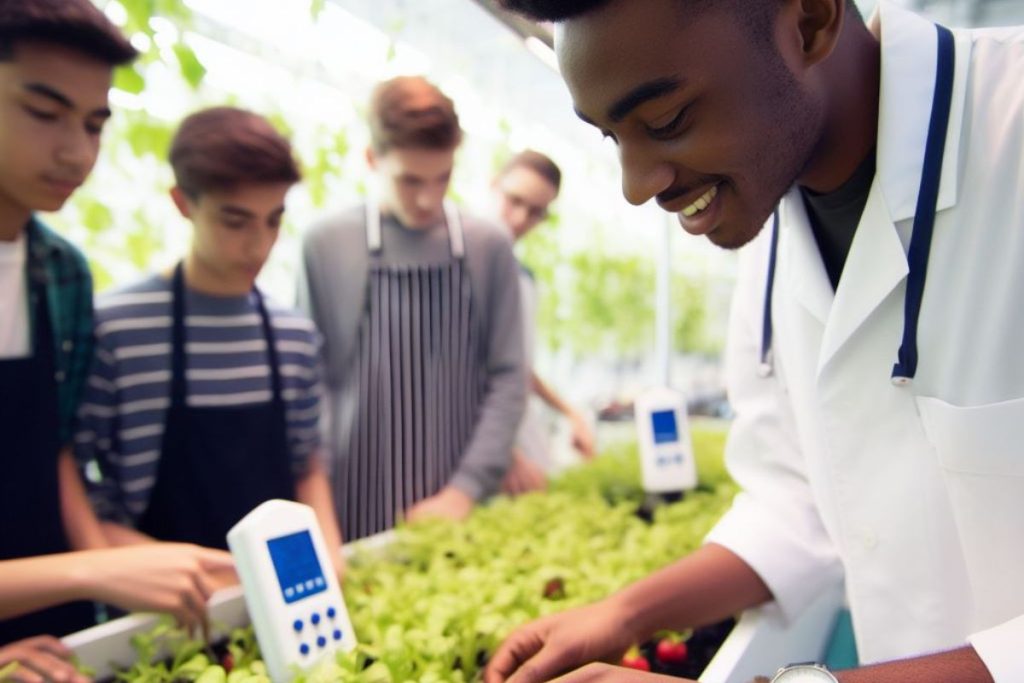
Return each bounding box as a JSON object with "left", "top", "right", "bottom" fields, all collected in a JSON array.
[{"left": 338, "top": 200, "right": 486, "bottom": 540}]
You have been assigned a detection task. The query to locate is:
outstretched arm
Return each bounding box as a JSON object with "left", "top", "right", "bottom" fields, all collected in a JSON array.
[
  {"left": 485, "top": 543, "right": 770, "bottom": 683},
  {"left": 530, "top": 371, "right": 595, "bottom": 459},
  {"left": 0, "top": 545, "right": 234, "bottom": 632}
]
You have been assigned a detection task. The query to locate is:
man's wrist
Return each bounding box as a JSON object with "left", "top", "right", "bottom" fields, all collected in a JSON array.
[{"left": 608, "top": 583, "right": 656, "bottom": 645}]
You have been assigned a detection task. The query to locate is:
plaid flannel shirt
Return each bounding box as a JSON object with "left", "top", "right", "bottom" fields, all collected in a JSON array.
[{"left": 26, "top": 217, "right": 94, "bottom": 446}]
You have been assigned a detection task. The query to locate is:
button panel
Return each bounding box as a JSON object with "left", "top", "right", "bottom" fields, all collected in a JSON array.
[
  {"left": 656, "top": 454, "right": 684, "bottom": 467},
  {"left": 281, "top": 596, "right": 348, "bottom": 664}
]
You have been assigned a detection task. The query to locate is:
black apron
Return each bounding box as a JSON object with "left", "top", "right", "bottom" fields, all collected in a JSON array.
[
  {"left": 0, "top": 252, "right": 94, "bottom": 644},
  {"left": 335, "top": 201, "right": 486, "bottom": 540},
  {"left": 136, "top": 264, "right": 295, "bottom": 549}
]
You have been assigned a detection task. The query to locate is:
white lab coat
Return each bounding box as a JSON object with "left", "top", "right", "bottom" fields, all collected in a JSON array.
[{"left": 705, "top": 4, "right": 1024, "bottom": 680}]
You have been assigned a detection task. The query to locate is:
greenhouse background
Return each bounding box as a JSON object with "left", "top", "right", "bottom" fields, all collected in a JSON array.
[{"left": 49, "top": 0, "right": 1024, "bottom": 466}]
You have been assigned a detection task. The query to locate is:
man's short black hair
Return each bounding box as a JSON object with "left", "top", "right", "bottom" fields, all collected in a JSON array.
[
  {"left": 498, "top": 0, "right": 610, "bottom": 21},
  {"left": 500, "top": 0, "right": 860, "bottom": 24},
  {"left": 0, "top": 0, "right": 138, "bottom": 65}
]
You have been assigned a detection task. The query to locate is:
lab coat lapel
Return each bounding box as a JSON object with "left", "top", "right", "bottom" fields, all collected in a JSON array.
[
  {"left": 872, "top": 3, "right": 968, "bottom": 222},
  {"left": 779, "top": 186, "right": 832, "bottom": 326},
  {"left": 813, "top": 3, "right": 970, "bottom": 374},
  {"left": 817, "top": 180, "right": 907, "bottom": 375}
]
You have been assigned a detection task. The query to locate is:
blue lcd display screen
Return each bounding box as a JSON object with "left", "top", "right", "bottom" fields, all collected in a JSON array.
[
  {"left": 267, "top": 530, "right": 327, "bottom": 604},
  {"left": 651, "top": 410, "right": 679, "bottom": 445}
]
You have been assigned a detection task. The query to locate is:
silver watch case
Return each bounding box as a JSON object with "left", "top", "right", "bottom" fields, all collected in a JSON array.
[{"left": 770, "top": 663, "right": 839, "bottom": 682}]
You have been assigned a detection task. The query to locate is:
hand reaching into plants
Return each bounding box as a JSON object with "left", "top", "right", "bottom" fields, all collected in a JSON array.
[
  {"left": 80, "top": 544, "right": 235, "bottom": 633},
  {"left": 484, "top": 599, "right": 636, "bottom": 683},
  {"left": 0, "top": 544, "right": 235, "bottom": 633},
  {"left": 550, "top": 663, "right": 695, "bottom": 682},
  {"left": 0, "top": 636, "right": 90, "bottom": 683},
  {"left": 502, "top": 450, "right": 548, "bottom": 495},
  {"left": 568, "top": 410, "right": 596, "bottom": 460},
  {"left": 405, "top": 485, "right": 474, "bottom": 523}
]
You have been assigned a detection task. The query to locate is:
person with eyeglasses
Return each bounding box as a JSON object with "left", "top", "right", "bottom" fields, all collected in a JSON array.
[{"left": 491, "top": 151, "right": 596, "bottom": 495}]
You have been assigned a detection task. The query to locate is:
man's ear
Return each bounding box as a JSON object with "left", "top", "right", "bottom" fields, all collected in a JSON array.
[
  {"left": 169, "top": 186, "right": 194, "bottom": 219},
  {"left": 365, "top": 146, "right": 378, "bottom": 171},
  {"left": 797, "top": 0, "right": 846, "bottom": 67},
  {"left": 777, "top": 0, "right": 846, "bottom": 70}
]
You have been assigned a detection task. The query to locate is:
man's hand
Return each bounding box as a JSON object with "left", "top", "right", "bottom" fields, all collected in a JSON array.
[
  {"left": 568, "top": 411, "right": 596, "bottom": 460},
  {"left": 502, "top": 450, "right": 548, "bottom": 495},
  {"left": 551, "top": 663, "right": 694, "bottom": 682},
  {"left": 76, "top": 544, "right": 235, "bottom": 633},
  {"left": 405, "top": 486, "right": 474, "bottom": 523},
  {"left": 0, "top": 636, "right": 90, "bottom": 683},
  {"left": 484, "top": 599, "right": 635, "bottom": 683},
  {"left": 330, "top": 547, "right": 348, "bottom": 582}
]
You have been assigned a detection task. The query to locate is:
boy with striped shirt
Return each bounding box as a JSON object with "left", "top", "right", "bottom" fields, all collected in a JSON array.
[{"left": 74, "top": 107, "right": 344, "bottom": 572}]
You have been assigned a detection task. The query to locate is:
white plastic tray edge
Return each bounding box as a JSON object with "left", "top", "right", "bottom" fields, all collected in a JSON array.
[{"left": 699, "top": 581, "right": 845, "bottom": 683}]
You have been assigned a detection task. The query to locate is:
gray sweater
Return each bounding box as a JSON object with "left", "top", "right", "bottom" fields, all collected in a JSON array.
[{"left": 298, "top": 204, "right": 526, "bottom": 500}]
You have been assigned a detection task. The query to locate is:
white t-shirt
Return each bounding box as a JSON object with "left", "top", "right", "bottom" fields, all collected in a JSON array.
[
  {"left": 0, "top": 233, "right": 30, "bottom": 359},
  {"left": 515, "top": 266, "right": 550, "bottom": 469}
]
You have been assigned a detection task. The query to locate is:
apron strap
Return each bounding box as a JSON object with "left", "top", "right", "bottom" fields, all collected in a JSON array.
[
  {"left": 170, "top": 263, "right": 188, "bottom": 409},
  {"left": 443, "top": 200, "right": 465, "bottom": 259},
  {"left": 254, "top": 288, "right": 284, "bottom": 405},
  {"left": 24, "top": 221, "right": 55, "bottom": 363},
  {"left": 170, "top": 263, "right": 283, "bottom": 406},
  {"left": 365, "top": 197, "right": 465, "bottom": 259},
  {"left": 365, "top": 198, "right": 383, "bottom": 254}
]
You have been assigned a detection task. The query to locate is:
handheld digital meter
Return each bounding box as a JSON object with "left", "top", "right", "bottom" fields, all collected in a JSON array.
[
  {"left": 634, "top": 386, "right": 697, "bottom": 493},
  {"left": 227, "top": 500, "right": 356, "bottom": 682}
]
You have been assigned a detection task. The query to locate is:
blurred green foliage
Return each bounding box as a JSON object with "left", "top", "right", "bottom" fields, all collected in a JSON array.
[
  {"left": 518, "top": 225, "right": 721, "bottom": 359},
  {"left": 74, "top": 0, "right": 724, "bottom": 361}
]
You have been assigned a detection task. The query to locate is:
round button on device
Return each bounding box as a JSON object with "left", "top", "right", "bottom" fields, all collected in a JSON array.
[
  {"left": 316, "top": 636, "right": 327, "bottom": 648},
  {"left": 293, "top": 619, "right": 303, "bottom": 632},
  {"left": 333, "top": 629, "right": 342, "bottom": 641},
  {"left": 311, "top": 612, "right": 321, "bottom": 626},
  {"left": 327, "top": 606, "right": 337, "bottom": 619},
  {"left": 299, "top": 643, "right": 310, "bottom": 656}
]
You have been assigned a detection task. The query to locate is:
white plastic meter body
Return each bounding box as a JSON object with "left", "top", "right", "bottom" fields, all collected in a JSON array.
[
  {"left": 227, "top": 499, "right": 356, "bottom": 682},
  {"left": 634, "top": 386, "right": 697, "bottom": 493}
]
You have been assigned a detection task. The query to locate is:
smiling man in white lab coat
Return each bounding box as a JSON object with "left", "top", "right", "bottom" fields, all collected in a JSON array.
[{"left": 485, "top": 1, "right": 1024, "bottom": 682}]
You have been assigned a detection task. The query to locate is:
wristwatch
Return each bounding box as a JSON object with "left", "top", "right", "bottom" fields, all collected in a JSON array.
[{"left": 769, "top": 662, "right": 839, "bottom": 682}]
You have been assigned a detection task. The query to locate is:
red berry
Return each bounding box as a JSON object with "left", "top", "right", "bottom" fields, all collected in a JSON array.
[
  {"left": 655, "top": 639, "right": 688, "bottom": 664},
  {"left": 542, "top": 577, "right": 565, "bottom": 600},
  {"left": 221, "top": 653, "right": 235, "bottom": 672},
  {"left": 620, "top": 654, "right": 651, "bottom": 671}
]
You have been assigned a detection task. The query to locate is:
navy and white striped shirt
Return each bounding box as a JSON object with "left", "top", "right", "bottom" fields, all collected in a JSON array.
[{"left": 74, "top": 274, "right": 324, "bottom": 523}]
